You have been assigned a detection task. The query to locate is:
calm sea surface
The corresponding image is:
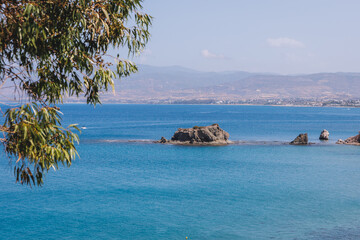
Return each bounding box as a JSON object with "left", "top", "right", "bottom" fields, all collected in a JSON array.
[{"left": 1, "top": 104, "right": 360, "bottom": 239}]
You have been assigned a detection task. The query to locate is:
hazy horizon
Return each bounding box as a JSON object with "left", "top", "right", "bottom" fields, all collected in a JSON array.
[{"left": 136, "top": 64, "right": 360, "bottom": 76}]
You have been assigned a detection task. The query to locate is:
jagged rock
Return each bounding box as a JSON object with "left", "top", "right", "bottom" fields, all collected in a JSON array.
[
  {"left": 319, "top": 129, "right": 329, "bottom": 140},
  {"left": 290, "top": 133, "right": 308, "bottom": 145},
  {"left": 167, "top": 124, "right": 230, "bottom": 145},
  {"left": 336, "top": 132, "right": 360, "bottom": 145},
  {"left": 159, "top": 137, "right": 167, "bottom": 143}
]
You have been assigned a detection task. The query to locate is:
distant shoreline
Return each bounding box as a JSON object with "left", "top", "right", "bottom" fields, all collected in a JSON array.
[
  {"left": 66, "top": 102, "right": 359, "bottom": 108},
  {"left": 1, "top": 101, "right": 360, "bottom": 108}
]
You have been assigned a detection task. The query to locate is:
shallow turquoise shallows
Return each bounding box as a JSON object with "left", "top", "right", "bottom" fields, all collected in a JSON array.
[{"left": 1, "top": 105, "right": 360, "bottom": 240}]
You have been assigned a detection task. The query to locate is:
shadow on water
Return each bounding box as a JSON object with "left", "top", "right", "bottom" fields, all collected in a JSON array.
[{"left": 307, "top": 226, "right": 360, "bottom": 240}]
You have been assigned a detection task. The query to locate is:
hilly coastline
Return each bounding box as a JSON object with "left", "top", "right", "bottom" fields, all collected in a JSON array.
[
  {"left": 2, "top": 65, "right": 360, "bottom": 106},
  {"left": 98, "top": 65, "right": 360, "bottom": 106}
]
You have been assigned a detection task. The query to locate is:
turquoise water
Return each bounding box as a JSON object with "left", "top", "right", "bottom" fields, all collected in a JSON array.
[{"left": 1, "top": 105, "right": 360, "bottom": 239}]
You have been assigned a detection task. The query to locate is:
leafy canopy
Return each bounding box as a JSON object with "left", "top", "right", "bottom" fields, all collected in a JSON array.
[{"left": 0, "top": 0, "right": 151, "bottom": 186}]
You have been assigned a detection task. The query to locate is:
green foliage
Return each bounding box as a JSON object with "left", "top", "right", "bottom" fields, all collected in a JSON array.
[
  {"left": 2, "top": 103, "right": 79, "bottom": 186},
  {"left": 0, "top": 0, "right": 151, "bottom": 186},
  {"left": 0, "top": 0, "right": 151, "bottom": 105}
]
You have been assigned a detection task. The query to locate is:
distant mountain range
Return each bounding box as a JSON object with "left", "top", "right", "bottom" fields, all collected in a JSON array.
[
  {"left": 100, "top": 65, "right": 360, "bottom": 103},
  {"left": 1, "top": 65, "right": 360, "bottom": 104}
]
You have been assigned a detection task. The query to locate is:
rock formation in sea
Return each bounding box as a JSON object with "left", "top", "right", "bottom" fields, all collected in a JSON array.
[
  {"left": 290, "top": 133, "right": 308, "bottom": 145},
  {"left": 159, "top": 124, "right": 230, "bottom": 145},
  {"left": 336, "top": 132, "right": 360, "bottom": 145},
  {"left": 319, "top": 129, "right": 329, "bottom": 140},
  {"left": 159, "top": 137, "right": 167, "bottom": 143}
]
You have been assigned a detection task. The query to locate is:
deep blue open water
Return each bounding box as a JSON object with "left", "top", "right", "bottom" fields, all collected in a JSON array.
[{"left": 1, "top": 104, "right": 360, "bottom": 239}]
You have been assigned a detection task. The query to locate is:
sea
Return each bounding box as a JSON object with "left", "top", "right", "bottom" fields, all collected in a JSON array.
[{"left": 1, "top": 104, "right": 360, "bottom": 240}]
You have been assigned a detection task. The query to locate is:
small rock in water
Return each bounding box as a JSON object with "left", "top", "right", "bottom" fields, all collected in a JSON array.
[
  {"left": 336, "top": 132, "right": 360, "bottom": 145},
  {"left": 319, "top": 129, "right": 329, "bottom": 140},
  {"left": 159, "top": 137, "right": 167, "bottom": 143},
  {"left": 290, "top": 133, "right": 308, "bottom": 145}
]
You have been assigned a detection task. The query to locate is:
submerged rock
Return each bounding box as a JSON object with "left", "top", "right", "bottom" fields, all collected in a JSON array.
[
  {"left": 319, "top": 129, "right": 329, "bottom": 140},
  {"left": 160, "top": 124, "right": 230, "bottom": 145},
  {"left": 336, "top": 132, "right": 360, "bottom": 145},
  {"left": 290, "top": 133, "right": 308, "bottom": 145}
]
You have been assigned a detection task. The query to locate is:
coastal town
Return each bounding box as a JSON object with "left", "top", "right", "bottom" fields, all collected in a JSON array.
[{"left": 97, "top": 97, "right": 360, "bottom": 107}]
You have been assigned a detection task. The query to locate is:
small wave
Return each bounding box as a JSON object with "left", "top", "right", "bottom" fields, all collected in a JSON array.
[
  {"left": 198, "top": 111, "right": 216, "bottom": 114},
  {"left": 80, "top": 139, "right": 155, "bottom": 144},
  {"left": 100, "top": 139, "right": 154, "bottom": 143},
  {"left": 231, "top": 140, "right": 289, "bottom": 145}
]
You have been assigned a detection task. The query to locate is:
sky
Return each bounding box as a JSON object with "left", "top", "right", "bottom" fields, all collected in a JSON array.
[{"left": 121, "top": 0, "right": 360, "bottom": 74}]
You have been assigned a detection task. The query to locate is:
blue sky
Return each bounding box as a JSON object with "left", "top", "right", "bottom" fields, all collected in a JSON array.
[{"left": 126, "top": 0, "right": 360, "bottom": 74}]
